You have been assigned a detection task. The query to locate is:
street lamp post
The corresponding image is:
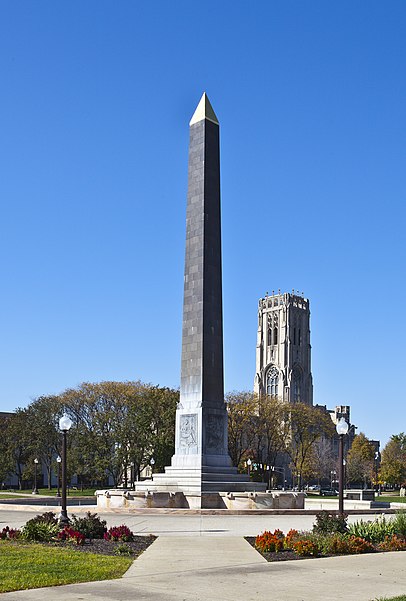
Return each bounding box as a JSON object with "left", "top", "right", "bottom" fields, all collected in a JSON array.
[
  {"left": 150, "top": 458, "right": 155, "bottom": 481},
  {"left": 130, "top": 462, "right": 134, "bottom": 489},
  {"left": 32, "top": 459, "right": 39, "bottom": 494},
  {"left": 59, "top": 414, "right": 73, "bottom": 526},
  {"left": 374, "top": 452, "right": 380, "bottom": 495},
  {"left": 336, "top": 417, "right": 349, "bottom": 516},
  {"left": 56, "top": 456, "right": 61, "bottom": 498},
  {"left": 247, "top": 458, "right": 252, "bottom": 478}
]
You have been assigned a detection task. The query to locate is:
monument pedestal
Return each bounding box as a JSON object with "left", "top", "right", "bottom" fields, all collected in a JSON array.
[{"left": 95, "top": 489, "right": 305, "bottom": 510}]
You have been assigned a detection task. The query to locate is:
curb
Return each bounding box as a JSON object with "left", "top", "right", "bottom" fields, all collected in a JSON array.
[{"left": 0, "top": 503, "right": 399, "bottom": 515}]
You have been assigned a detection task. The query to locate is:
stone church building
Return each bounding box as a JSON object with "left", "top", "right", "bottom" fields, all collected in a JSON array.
[
  {"left": 254, "top": 291, "right": 313, "bottom": 404},
  {"left": 254, "top": 290, "right": 359, "bottom": 454}
]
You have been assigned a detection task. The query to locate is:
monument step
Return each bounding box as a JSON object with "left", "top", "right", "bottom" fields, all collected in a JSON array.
[
  {"left": 135, "top": 475, "right": 267, "bottom": 494},
  {"left": 162, "top": 469, "right": 248, "bottom": 482}
]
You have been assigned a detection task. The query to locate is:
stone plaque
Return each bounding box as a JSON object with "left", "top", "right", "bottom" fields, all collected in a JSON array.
[
  {"left": 179, "top": 414, "right": 197, "bottom": 448},
  {"left": 205, "top": 414, "right": 224, "bottom": 453}
]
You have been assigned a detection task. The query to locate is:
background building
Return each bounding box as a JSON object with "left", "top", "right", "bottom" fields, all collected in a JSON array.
[{"left": 254, "top": 291, "right": 313, "bottom": 404}]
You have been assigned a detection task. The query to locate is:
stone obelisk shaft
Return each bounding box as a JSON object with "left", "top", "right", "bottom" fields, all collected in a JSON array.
[
  {"left": 181, "top": 103, "right": 223, "bottom": 405},
  {"left": 172, "top": 93, "right": 231, "bottom": 471}
]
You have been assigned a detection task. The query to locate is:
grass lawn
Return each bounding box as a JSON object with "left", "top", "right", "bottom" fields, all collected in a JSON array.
[
  {"left": 376, "top": 597, "right": 406, "bottom": 601},
  {"left": 0, "top": 493, "right": 27, "bottom": 499},
  {"left": 376, "top": 496, "right": 406, "bottom": 503},
  {"left": 0, "top": 541, "right": 132, "bottom": 593},
  {"left": 0, "top": 488, "right": 96, "bottom": 497}
]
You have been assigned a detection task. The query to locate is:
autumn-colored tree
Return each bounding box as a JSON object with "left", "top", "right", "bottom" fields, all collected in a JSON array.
[
  {"left": 284, "top": 403, "right": 335, "bottom": 490},
  {"left": 226, "top": 391, "right": 258, "bottom": 468},
  {"left": 379, "top": 433, "right": 406, "bottom": 486},
  {"left": 300, "top": 437, "right": 337, "bottom": 485},
  {"left": 346, "top": 432, "right": 375, "bottom": 487},
  {"left": 256, "top": 395, "right": 290, "bottom": 485}
]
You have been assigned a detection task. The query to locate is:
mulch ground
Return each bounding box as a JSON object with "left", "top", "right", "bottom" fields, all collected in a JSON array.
[{"left": 52, "top": 535, "right": 157, "bottom": 557}]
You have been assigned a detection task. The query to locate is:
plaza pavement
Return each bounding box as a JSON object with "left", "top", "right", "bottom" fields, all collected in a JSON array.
[
  {"left": 0, "top": 506, "right": 394, "bottom": 536},
  {"left": 1, "top": 506, "right": 406, "bottom": 601}
]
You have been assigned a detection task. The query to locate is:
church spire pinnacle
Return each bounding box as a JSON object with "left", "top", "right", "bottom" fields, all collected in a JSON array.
[{"left": 189, "top": 92, "right": 219, "bottom": 126}]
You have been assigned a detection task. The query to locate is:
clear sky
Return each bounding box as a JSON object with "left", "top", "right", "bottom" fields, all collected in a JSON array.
[{"left": 0, "top": 1, "right": 405, "bottom": 447}]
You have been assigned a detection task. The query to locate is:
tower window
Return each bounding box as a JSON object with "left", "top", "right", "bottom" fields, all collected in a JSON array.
[
  {"left": 293, "top": 327, "right": 296, "bottom": 345},
  {"left": 292, "top": 368, "right": 302, "bottom": 402},
  {"left": 273, "top": 327, "right": 278, "bottom": 345},
  {"left": 298, "top": 329, "right": 301, "bottom": 346},
  {"left": 266, "top": 368, "right": 279, "bottom": 397}
]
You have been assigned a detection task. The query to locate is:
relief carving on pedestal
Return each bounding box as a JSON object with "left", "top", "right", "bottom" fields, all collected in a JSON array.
[
  {"left": 179, "top": 414, "right": 197, "bottom": 448},
  {"left": 205, "top": 415, "right": 224, "bottom": 453}
]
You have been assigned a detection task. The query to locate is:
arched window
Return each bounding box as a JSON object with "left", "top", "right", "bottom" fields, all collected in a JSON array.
[
  {"left": 266, "top": 367, "right": 279, "bottom": 397},
  {"left": 268, "top": 313, "right": 278, "bottom": 346},
  {"left": 292, "top": 368, "right": 302, "bottom": 402}
]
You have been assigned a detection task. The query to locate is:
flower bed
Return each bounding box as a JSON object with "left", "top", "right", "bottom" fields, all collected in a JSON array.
[
  {"left": 248, "top": 510, "right": 406, "bottom": 562},
  {"left": 1, "top": 511, "right": 156, "bottom": 557}
]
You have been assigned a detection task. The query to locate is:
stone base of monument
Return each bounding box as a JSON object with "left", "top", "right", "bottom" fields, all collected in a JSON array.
[
  {"left": 95, "top": 488, "right": 305, "bottom": 510},
  {"left": 133, "top": 465, "right": 267, "bottom": 494}
]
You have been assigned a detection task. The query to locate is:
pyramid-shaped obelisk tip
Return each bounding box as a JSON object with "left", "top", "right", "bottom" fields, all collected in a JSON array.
[{"left": 189, "top": 92, "right": 219, "bottom": 126}]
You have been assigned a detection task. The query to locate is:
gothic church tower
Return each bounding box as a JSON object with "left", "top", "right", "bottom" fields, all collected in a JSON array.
[{"left": 254, "top": 292, "right": 313, "bottom": 404}]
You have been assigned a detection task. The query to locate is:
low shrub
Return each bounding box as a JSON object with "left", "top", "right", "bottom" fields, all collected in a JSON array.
[
  {"left": 113, "top": 543, "right": 134, "bottom": 556},
  {"left": 347, "top": 536, "right": 375, "bottom": 554},
  {"left": 104, "top": 525, "right": 134, "bottom": 542},
  {"left": 21, "top": 520, "right": 60, "bottom": 542},
  {"left": 323, "top": 533, "right": 352, "bottom": 555},
  {"left": 313, "top": 511, "right": 348, "bottom": 535},
  {"left": 70, "top": 512, "right": 107, "bottom": 539},
  {"left": 348, "top": 516, "right": 394, "bottom": 543},
  {"left": 255, "top": 530, "right": 285, "bottom": 553},
  {"left": 377, "top": 535, "right": 406, "bottom": 552},
  {"left": 392, "top": 509, "right": 406, "bottom": 540},
  {"left": 292, "top": 537, "right": 320, "bottom": 557},
  {"left": 284, "top": 529, "right": 300, "bottom": 549},
  {"left": 25, "top": 511, "right": 59, "bottom": 525},
  {"left": 0, "top": 527, "right": 20, "bottom": 540},
  {"left": 57, "top": 526, "right": 85, "bottom": 545}
]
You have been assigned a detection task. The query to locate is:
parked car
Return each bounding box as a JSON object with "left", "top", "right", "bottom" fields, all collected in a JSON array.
[{"left": 320, "top": 488, "right": 338, "bottom": 496}]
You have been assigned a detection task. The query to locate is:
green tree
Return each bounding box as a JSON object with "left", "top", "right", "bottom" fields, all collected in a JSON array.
[
  {"left": 24, "top": 396, "right": 62, "bottom": 489},
  {"left": 346, "top": 432, "right": 375, "bottom": 487},
  {"left": 0, "top": 415, "right": 14, "bottom": 486},
  {"left": 61, "top": 381, "right": 136, "bottom": 487},
  {"left": 379, "top": 433, "right": 406, "bottom": 486},
  {"left": 3, "top": 409, "right": 32, "bottom": 489},
  {"left": 60, "top": 380, "right": 178, "bottom": 487}
]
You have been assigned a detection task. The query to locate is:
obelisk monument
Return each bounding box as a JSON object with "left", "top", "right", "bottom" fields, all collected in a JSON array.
[
  {"left": 171, "top": 93, "right": 232, "bottom": 475},
  {"left": 134, "top": 94, "right": 264, "bottom": 506}
]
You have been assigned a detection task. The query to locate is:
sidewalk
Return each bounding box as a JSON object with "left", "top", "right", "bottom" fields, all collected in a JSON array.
[{"left": 2, "top": 536, "right": 405, "bottom": 601}]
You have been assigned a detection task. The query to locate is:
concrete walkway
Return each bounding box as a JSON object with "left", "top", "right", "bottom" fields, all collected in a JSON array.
[
  {"left": 2, "top": 536, "right": 406, "bottom": 601},
  {"left": 0, "top": 507, "right": 397, "bottom": 536}
]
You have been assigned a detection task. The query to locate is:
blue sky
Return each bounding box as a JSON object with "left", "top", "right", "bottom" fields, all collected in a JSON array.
[{"left": 0, "top": 1, "right": 405, "bottom": 447}]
